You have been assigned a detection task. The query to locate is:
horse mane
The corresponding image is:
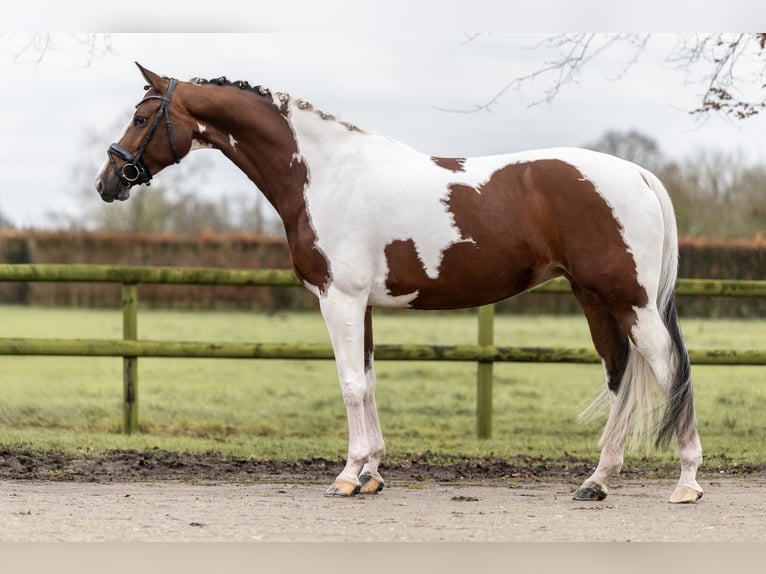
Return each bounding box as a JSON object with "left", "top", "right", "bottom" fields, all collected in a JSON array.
[
  {"left": 189, "top": 75, "right": 361, "bottom": 132},
  {"left": 190, "top": 75, "right": 273, "bottom": 98}
]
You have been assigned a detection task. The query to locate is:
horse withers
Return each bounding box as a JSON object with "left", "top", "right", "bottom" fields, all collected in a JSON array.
[{"left": 95, "top": 64, "right": 703, "bottom": 503}]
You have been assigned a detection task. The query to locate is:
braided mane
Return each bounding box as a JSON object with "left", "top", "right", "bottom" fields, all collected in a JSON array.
[
  {"left": 190, "top": 75, "right": 273, "bottom": 98},
  {"left": 188, "top": 75, "right": 361, "bottom": 132}
]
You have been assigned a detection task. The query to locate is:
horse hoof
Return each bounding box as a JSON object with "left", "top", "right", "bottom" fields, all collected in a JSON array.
[
  {"left": 359, "top": 472, "right": 384, "bottom": 494},
  {"left": 669, "top": 485, "right": 703, "bottom": 504},
  {"left": 325, "top": 478, "right": 361, "bottom": 497},
  {"left": 574, "top": 483, "right": 608, "bottom": 501}
]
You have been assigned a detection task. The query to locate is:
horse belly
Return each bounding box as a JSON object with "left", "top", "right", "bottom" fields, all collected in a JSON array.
[{"left": 378, "top": 237, "right": 557, "bottom": 310}]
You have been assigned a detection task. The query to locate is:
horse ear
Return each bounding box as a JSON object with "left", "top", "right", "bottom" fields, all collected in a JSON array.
[{"left": 135, "top": 62, "right": 168, "bottom": 92}]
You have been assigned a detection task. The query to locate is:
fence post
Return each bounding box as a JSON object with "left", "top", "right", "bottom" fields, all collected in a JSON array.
[
  {"left": 476, "top": 304, "right": 494, "bottom": 439},
  {"left": 122, "top": 283, "right": 139, "bottom": 434}
]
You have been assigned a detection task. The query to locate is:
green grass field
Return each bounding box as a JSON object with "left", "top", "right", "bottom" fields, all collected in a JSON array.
[{"left": 0, "top": 305, "right": 764, "bottom": 469}]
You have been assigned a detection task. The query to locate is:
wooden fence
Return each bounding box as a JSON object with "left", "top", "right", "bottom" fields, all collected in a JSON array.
[{"left": 1, "top": 264, "right": 765, "bottom": 437}]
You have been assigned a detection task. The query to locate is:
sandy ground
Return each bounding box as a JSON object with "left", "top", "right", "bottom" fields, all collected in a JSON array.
[{"left": 2, "top": 476, "right": 765, "bottom": 542}]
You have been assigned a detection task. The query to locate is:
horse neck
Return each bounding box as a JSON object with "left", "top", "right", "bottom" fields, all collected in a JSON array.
[{"left": 185, "top": 89, "right": 309, "bottom": 223}]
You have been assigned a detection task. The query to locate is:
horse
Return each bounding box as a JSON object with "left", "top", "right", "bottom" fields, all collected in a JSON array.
[{"left": 95, "top": 63, "right": 703, "bottom": 503}]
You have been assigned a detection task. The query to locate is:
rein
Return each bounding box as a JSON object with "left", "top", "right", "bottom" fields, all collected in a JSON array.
[{"left": 107, "top": 78, "right": 180, "bottom": 187}]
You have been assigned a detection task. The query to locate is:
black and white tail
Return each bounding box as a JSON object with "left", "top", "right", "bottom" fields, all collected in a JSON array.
[
  {"left": 584, "top": 169, "right": 697, "bottom": 451},
  {"left": 645, "top": 169, "right": 696, "bottom": 448}
]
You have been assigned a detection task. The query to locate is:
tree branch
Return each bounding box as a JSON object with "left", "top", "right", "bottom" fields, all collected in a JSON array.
[
  {"left": 436, "top": 33, "right": 766, "bottom": 119},
  {"left": 5, "top": 33, "right": 113, "bottom": 67},
  {"left": 434, "top": 34, "right": 651, "bottom": 113}
]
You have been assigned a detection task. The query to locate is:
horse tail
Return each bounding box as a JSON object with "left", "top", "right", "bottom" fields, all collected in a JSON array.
[
  {"left": 583, "top": 168, "right": 695, "bottom": 452},
  {"left": 641, "top": 169, "right": 696, "bottom": 448}
]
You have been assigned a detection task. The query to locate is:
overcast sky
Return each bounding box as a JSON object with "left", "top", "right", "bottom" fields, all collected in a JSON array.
[{"left": 2, "top": 28, "right": 766, "bottom": 227}]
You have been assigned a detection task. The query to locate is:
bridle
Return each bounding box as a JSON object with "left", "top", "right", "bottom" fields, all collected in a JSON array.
[{"left": 107, "top": 78, "right": 181, "bottom": 187}]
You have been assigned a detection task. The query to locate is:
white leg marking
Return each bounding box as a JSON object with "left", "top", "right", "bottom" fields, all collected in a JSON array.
[
  {"left": 631, "top": 306, "right": 703, "bottom": 503},
  {"left": 576, "top": 391, "right": 626, "bottom": 500},
  {"left": 359, "top": 358, "right": 385, "bottom": 492},
  {"left": 320, "top": 288, "right": 370, "bottom": 495},
  {"left": 674, "top": 431, "right": 703, "bottom": 502}
]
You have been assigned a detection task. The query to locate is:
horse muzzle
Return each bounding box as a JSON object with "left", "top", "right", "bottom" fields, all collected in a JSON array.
[{"left": 95, "top": 170, "right": 132, "bottom": 203}]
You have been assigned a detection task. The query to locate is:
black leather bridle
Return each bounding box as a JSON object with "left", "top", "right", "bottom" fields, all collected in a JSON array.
[{"left": 107, "top": 78, "right": 181, "bottom": 187}]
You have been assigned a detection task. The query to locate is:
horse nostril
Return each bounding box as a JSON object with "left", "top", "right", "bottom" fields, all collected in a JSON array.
[{"left": 95, "top": 179, "right": 104, "bottom": 195}]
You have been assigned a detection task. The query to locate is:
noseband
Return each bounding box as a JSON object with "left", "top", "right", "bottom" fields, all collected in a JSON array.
[{"left": 107, "top": 78, "right": 181, "bottom": 187}]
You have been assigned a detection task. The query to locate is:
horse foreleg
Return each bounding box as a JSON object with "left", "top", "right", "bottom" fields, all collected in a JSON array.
[
  {"left": 320, "top": 290, "right": 371, "bottom": 497},
  {"left": 359, "top": 321, "right": 385, "bottom": 494},
  {"left": 359, "top": 388, "right": 385, "bottom": 493}
]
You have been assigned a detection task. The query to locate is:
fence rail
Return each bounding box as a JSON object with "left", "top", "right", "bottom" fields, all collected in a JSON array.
[
  {"left": 1, "top": 338, "right": 765, "bottom": 365},
  {"left": 3, "top": 263, "right": 766, "bottom": 296},
  {"left": 1, "top": 264, "right": 765, "bottom": 437}
]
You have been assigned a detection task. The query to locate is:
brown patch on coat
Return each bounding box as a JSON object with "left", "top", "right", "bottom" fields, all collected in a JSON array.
[
  {"left": 431, "top": 157, "right": 466, "bottom": 172},
  {"left": 384, "top": 159, "right": 648, "bottom": 318},
  {"left": 179, "top": 81, "right": 331, "bottom": 293},
  {"left": 570, "top": 282, "right": 631, "bottom": 392}
]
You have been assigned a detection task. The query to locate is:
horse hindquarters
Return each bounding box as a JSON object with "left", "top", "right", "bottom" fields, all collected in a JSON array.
[
  {"left": 573, "top": 169, "right": 702, "bottom": 503},
  {"left": 572, "top": 293, "right": 702, "bottom": 502}
]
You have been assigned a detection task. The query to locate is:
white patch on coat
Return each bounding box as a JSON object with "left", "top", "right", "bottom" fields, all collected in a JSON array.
[
  {"left": 288, "top": 102, "right": 488, "bottom": 306},
  {"left": 229, "top": 134, "right": 238, "bottom": 151},
  {"left": 189, "top": 123, "right": 210, "bottom": 151},
  {"left": 190, "top": 139, "right": 212, "bottom": 151}
]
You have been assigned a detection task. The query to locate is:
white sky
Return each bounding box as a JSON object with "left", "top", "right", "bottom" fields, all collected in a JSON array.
[{"left": 2, "top": 4, "right": 766, "bottom": 227}]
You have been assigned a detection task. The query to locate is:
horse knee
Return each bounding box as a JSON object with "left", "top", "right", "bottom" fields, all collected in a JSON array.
[{"left": 339, "top": 378, "right": 366, "bottom": 407}]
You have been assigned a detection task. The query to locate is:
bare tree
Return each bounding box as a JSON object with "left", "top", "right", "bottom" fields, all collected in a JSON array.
[
  {"left": 3, "top": 33, "right": 113, "bottom": 66},
  {"left": 674, "top": 34, "right": 766, "bottom": 119},
  {"left": 583, "top": 128, "right": 766, "bottom": 238},
  {"left": 584, "top": 129, "right": 666, "bottom": 172},
  {"left": 14, "top": 33, "right": 765, "bottom": 119},
  {"left": 441, "top": 33, "right": 766, "bottom": 119},
  {"left": 657, "top": 147, "right": 766, "bottom": 237}
]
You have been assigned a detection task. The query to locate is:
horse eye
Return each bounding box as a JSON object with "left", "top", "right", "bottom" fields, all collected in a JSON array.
[{"left": 134, "top": 116, "right": 148, "bottom": 127}]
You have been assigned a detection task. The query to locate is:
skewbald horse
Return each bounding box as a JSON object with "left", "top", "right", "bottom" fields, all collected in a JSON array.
[{"left": 95, "top": 64, "right": 703, "bottom": 503}]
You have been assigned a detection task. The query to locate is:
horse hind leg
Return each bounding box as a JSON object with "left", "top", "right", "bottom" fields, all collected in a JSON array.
[
  {"left": 570, "top": 285, "right": 632, "bottom": 501},
  {"left": 629, "top": 304, "right": 703, "bottom": 503}
]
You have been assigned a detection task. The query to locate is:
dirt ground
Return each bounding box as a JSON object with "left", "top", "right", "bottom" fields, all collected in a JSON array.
[{"left": 1, "top": 449, "right": 765, "bottom": 542}]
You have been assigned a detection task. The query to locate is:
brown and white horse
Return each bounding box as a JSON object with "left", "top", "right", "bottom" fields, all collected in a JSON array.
[{"left": 95, "top": 64, "right": 703, "bottom": 503}]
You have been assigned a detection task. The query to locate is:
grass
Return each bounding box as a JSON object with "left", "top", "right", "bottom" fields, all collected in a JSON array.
[{"left": 0, "top": 305, "right": 764, "bottom": 470}]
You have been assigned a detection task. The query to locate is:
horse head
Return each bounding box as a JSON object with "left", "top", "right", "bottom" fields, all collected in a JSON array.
[{"left": 95, "top": 63, "right": 195, "bottom": 203}]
